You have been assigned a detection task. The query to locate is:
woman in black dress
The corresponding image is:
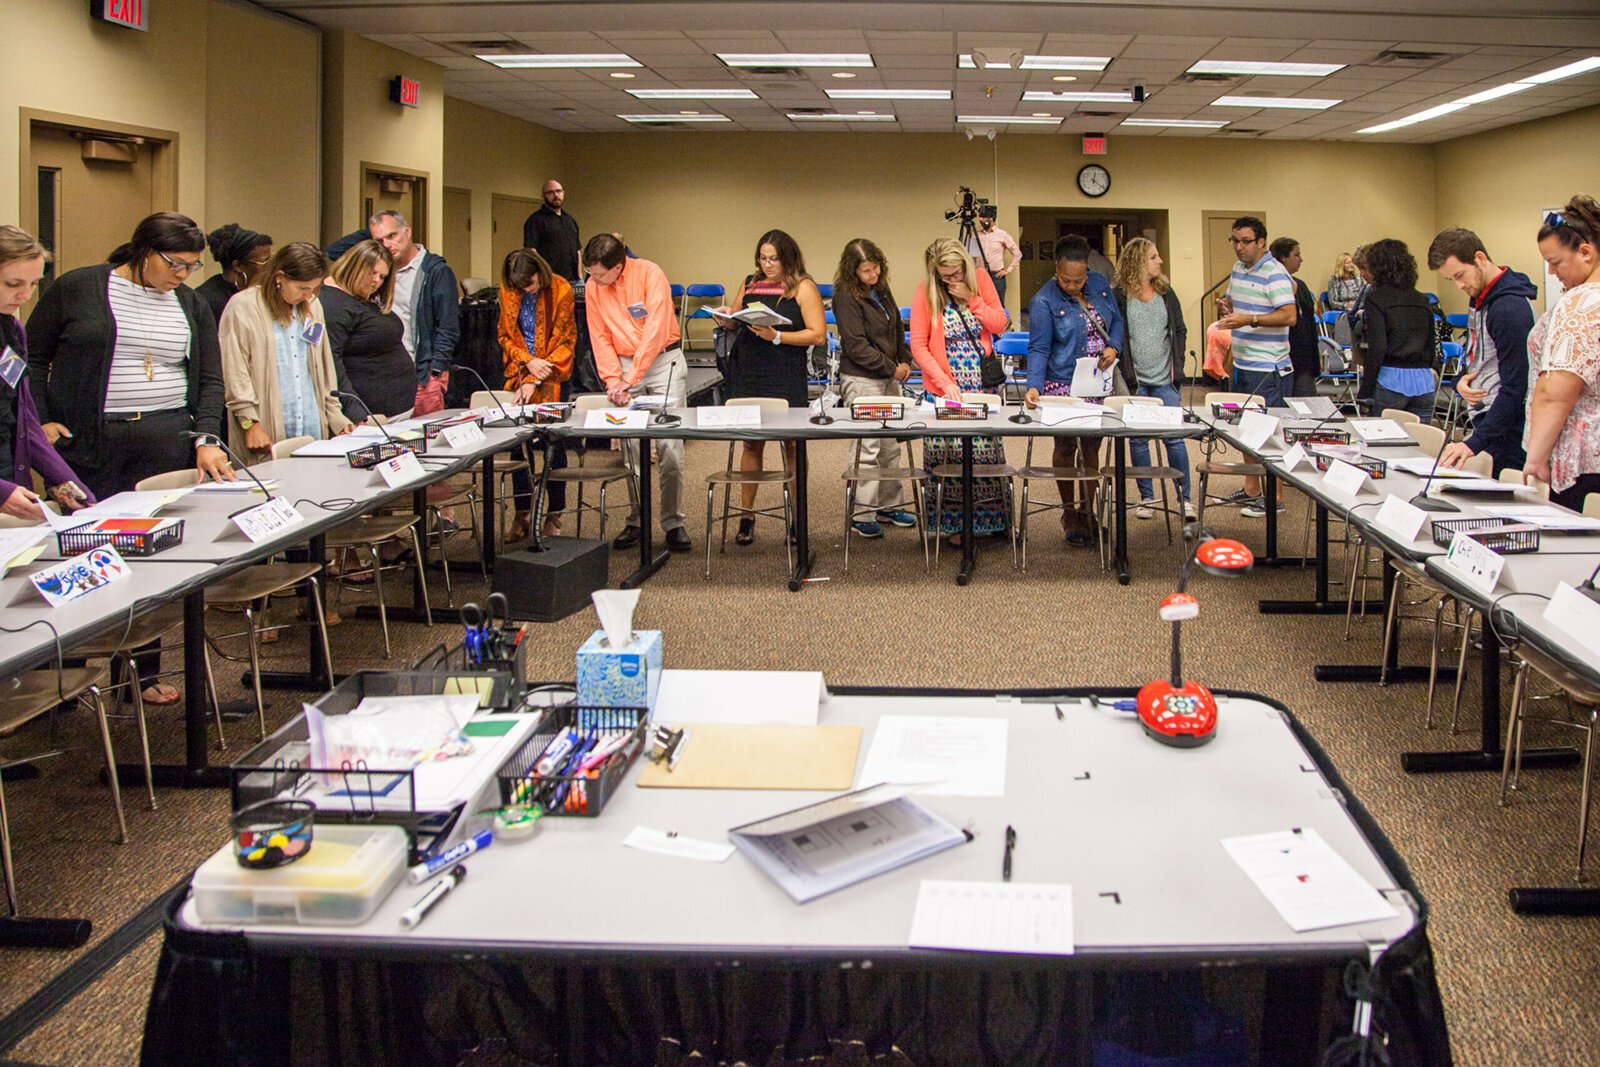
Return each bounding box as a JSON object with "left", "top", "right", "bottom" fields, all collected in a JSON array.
[
  {"left": 717, "top": 229, "right": 826, "bottom": 544},
  {"left": 321, "top": 240, "right": 416, "bottom": 419}
]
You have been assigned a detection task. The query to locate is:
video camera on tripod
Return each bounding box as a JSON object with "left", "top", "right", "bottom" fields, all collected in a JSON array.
[{"left": 945, "top": 186, "right": 992, "bottom": 255}]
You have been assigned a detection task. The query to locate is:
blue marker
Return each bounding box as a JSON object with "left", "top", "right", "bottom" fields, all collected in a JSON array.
[{"left": 408, "top": 828, "right": 492, "bottom": 884}]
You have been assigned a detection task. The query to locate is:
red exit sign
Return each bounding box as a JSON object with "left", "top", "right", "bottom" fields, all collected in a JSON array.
[
  {"left": 91, "top": 0, "right": 148, "bottom": 31},
  {"left": 390, "top": 76, "right": 421, "bottom": 109},
  {"left": 1083, "top": 133, "right": 1107, "bottom": 155}
]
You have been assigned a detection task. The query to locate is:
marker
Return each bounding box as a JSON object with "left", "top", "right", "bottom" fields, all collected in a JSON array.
[
  {"left": 400, "top": 864, "right": 466, "bottom": 929},
  {"left": 407, "top": 828, "right": 492, "bottom": 884},
  {"left": 801, "top": 577, "right": 831, "bottom": 583}
]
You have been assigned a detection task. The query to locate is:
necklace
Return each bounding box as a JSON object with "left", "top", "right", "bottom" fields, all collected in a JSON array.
[{"left": 115, "top": 268, "right": 166, "bottom": 382}]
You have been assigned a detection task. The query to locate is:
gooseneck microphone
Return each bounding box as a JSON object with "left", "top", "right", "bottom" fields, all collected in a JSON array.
[
  {"left": 186, "top": 431, "right": 274, "bottom": 501},
  {"left": 1407, "top": 418, "right": 1462, "bottom": 514},
  {"left": 650, "top": 354, "right": 682, "bottom": 426},
  {"left": 328, "top": 390, "right": 398, "bottom": 448},
  {"left": 450, "top": 364, "right": 521, "bottom": 427}
]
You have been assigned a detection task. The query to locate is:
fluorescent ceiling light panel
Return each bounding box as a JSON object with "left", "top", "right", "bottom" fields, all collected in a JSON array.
[
  {"left": 618, "top": 114, "right": 732, "bottom": 123},
  {"left": 1357, "top": 101, "right": 1469, "bottom": 134},
  {"left": 959, "top": 54, "right": 1110, "bottom": 71},
  {"left": 1523, "top": 55, "right": 1600, "bottom": 84},
  {"left": 481, "top": 53, "right": 640, "bottom": 69},
  {"left": 1121, "top": 118, "right": 1229, "bottom": 129},
  {"left": 1022, "top": 90, "right": 1136, "bottom": 103},
  {"left": 1187, "top": 60, "right": 1344, "bottom": 77},
  {"left": 789, "top": 112, "right": 896, "bottom": 121},
  {"left": 626, "top": 89, "right": 758, "bottom": 100},
  {"left": 826, "top": 89, "right": 949, "bottom": 100},
  {"left": 1212, "top": 95, "right": 1340, "bottom": 109},
  {"left": 957, "top": 114, "right": 1062, "bottom": 125},
  {"left": 1453, "top": 82, "right": 1537, "bottom": 105},
  {"left": 718, "top": 53, "right": 874, "bottom": 68},
  {"left": 1358, "top": 56, "right": 1599, "bottom": 135}
]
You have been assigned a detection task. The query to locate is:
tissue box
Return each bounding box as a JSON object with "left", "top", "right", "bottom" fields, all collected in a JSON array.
[{"left": 576, "top": 630, "right": 662, "bottom": 710}]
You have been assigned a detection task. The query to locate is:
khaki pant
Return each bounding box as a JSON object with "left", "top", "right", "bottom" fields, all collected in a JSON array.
[
  {"left": 620, "top": 347, "right": 687, "bottom": 531},
  {"left": 838, "top": 373, "right": 907, "bottom": 513}
]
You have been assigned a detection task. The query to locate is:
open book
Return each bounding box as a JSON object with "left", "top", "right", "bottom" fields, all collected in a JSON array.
[{"left": 709, "top": 302, "right": 793, "bottom": 328}]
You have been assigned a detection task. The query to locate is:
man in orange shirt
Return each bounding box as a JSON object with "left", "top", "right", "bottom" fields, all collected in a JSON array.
[{"left": 582, "top": 233, "right": 690, "bottom": 552}]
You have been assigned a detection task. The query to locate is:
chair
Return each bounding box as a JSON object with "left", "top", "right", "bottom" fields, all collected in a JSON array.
[
  {"left": 703, "top": 398, "right": 795, "bottom": 579},
  {"left": 1016, "top": 398, "right": 1101, "bottom": 570},
  {"left": 269, "top": 436, "right": 314, "bottom": 459},
  {"left": 1500, "top": 468, "right": 1552, "bottom": 501},
  {"left": 541, "top": 394, "right": 635, "bottom": 538},
  {"left": 1381, "top": 408, "right": 1422, "bottom": 426},
  {"left": 1585, "top": 493, "right": 1600, "bottom": 519},
  {"left": 1410, "top": 423, "right": 1446, "bottom": 455},
  {"left": 992, "top": 334, "right": 1029, "bottom": 405},
  {"left": 1100, "top": 395, "right": 1185, "bottom": 547},
  {"left": 680, "top": 283, "right": 726, "bottom": 351},
  {"left": 840, "top": 395, "right": 930, "bottom": 574},
  {"left": 468, "top": 389, "right": 532, "bottom": 536},
  {"left": 1193, "top": 391, "right": 1267, "bottom": 525},
  {"left": 930, "top": 393, "right": 1017, "bottom": 568},
  {"left": 1500, "top": 641, "right": 1600, "bottom": 882},
  {"left": 1464, "top": 451, "right": 1493, "bottom": 477}
]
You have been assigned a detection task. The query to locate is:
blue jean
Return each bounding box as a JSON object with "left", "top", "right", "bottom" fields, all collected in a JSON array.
[
  {"left": 1368, "top": 383, "right": 1434, "bottom": 422},
  {"left": 1129, "top": 382, "right": 1192, "bottom": 501}
]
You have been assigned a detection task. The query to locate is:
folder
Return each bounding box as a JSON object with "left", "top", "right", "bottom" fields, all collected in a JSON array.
[{"left": 635, "top": 723, "right": 862, "bottom": 790}]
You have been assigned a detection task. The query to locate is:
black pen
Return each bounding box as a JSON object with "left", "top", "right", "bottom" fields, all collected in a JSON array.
[
  {"left": 400, "top": 863, "right": 466, "bottom": 929},
  {"left": 1002, "top": 825, "right": 1016, "bottom": 882}
]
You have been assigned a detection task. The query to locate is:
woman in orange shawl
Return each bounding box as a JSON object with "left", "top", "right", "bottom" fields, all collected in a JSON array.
[{"left": 498, "top": 248, "right": 576, "bottom": 540}]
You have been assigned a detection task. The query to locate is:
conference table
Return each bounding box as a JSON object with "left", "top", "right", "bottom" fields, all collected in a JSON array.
[
  {"left": 143, "top": 685, "right": 1447, "bottom": 1066},
  {"left": 544, "top": 403, "right": 1207, "bottom": 589}
]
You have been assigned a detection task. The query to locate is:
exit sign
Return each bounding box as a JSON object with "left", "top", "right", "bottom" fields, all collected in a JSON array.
[
  {"left": 390, "top": 76, "right": 421, "bottom": 109},
  {"left": 91, "top": 0, "right": 147, "bottom": 31},
  {"left": 1083, "top": 134, "right": 1107, "bottom": 155}
]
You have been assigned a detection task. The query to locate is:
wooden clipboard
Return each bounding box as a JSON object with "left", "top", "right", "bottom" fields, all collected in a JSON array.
[{"left": 635, "top": 723, "right": 862, "bottom": 790}]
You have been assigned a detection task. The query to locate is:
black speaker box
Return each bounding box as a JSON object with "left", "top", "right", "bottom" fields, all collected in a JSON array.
[{"left": 491, "top": 537, "right": 610, "bottom": 622}]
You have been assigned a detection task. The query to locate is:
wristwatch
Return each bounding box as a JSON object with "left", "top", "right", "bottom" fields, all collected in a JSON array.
[
  {"left": 238, "top": 418, "right": 256, "bottom": 430},
  {"left": 193, "top": 434, "right": 221, "bottom": 449}
]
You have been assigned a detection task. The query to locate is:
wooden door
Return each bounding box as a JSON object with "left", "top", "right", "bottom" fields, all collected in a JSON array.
[
  {"left": 1201, "top": 210, "right": 1265, "bottom": 333},
  {"left": 31, "top": 126, "right": 156, "bottom": 283},
  {"left": 361, "top": 167, "right": 427, "bottom": 245},
  {"left": 442, "top": 187, "right": 473, "bottom": 285},
  {"left": 490, "top": 194, "right": 541, "bottom": 275}
]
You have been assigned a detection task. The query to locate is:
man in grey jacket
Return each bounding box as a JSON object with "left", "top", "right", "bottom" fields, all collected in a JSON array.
[{"left": 370, "top": 210, "right": 460, "bottom": 414}]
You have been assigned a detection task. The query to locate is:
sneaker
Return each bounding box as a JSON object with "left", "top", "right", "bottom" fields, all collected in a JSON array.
[
  {"left": 1240, "top": 498, "right": 1268, "bottom": 518},
  {"left": 876, "top": 510, "right": 917, "bottom": 528},
  {"left": 852, "top": 521, "right": 885, "bottom": 539},
  {"left": 1134, "top": 499, "right": 1155, "bottom": 520},
  {"left": 1183, "top": 501, "right": 1199, "bottom": 521},
  {"left": 1219, "top": 489, "right": 1252, "bottom": 506}
]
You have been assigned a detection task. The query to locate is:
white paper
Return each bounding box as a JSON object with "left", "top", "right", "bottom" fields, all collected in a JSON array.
[
  {"left": 44, "top": 487, "right": 194, "bottom": 529},
  {"left": 231, "top": 497, "right": 306, "bottom": 542},
  {"left": 376, "top": 449, "right": 426, "bottom": 487},
  {"left": 1372, "top": 495, "right": 1429, "bottom": 543},
  {"left": 293, "top": 435, "right": 378, "bottom": 457},
  {"left": 1543, "top": 582, "right": 1600, "bottom": 659},
  {"left": 1281, "top": 443, "right": 1309, "bottom": 472},
  {"left": 1237, "top": 410, "right": 1280, "bottom": 451},
  {"left": 629, "top": 395, "right": 668, "bottom": 411},
  {"left": 1287, "top": 399, "right": 1312, "bottom": 415},
  {"left": 909, "top": 880, "right": 1075, "bottom": 955},
  {"left": 652, "top": 669, "right": 825, "bottom": 726},
  {"left": 697, "top": 405, "right": 762, "bottom": 428},
  {"left": 1348, "top": 418, "right": 1412, "bottom": 443},
  {"left": 0, "top": 528, "right": 50, "bottom": 571},
  {"left": 1322, "top": 458, "right": 1370, "bottom": 498},
  {"left": 352, "top": 693, "right": 483, "bottom": 729},
  {"left": 586, "top": 408, "right": 648, "bottom": 429},
  {"left": 1388, "top": 456, "right": 1480, "bottom": 480},
  {"left": 438, "top": 420, "right": 486, "bottom": 449},
  {"left": 623, "top": 826, "right": 736, "bottom": 863},
  {"left": 1069, "top": 357, "right": 1115, "bottom": 398},
  {"left": 1478, "top": 504, "right": 1600, "bottom": 532},
  {"left": 857, "top": 715, "right": 1008, "bottom": 798},
  {"left": 190, "top": 478, "right": 281, "bottom": 494},
  {"left": 1440, "top": 530, "right": 1505, "bottom": 594},
  {"left": 1222, "top": 828, "right": 1397, "bottom": 933},
  {"left": 1037, "top": 402, "right": 1104, "bottom": 426},
  {"left": 1120, "top": 403, "right": 1183, "bottom": 427},
  {"left": 30, "top": 545, "right": 131, "bottom": 607},
  {"left": 1435, "top": 479, "right": 1527, "bottom": 495}
]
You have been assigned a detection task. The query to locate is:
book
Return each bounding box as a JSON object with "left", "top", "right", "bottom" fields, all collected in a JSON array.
[
  {"left": 709, "top": 302, "right": 793, "bottom": 328},
  {"left": 730, "top": 783, "right": 969, "bottom": 903}
]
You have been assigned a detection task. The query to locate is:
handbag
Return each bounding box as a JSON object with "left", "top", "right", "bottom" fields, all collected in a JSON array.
[
  {"left": 1077, "top": 298, "right": 1131, "bottom": 396},
  {"left": 712, "top": 326, "right": 737, "bottom": 380},
  {"left": 956, "top": 312, "right": 1007, "bottom": 391}
]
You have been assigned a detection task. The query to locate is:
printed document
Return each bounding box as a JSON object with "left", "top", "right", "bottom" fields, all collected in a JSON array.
[
  {"left": 909, "top": 880, "right": 1074, "bottom": 955},
  {"left": 857, "top": 715, "right": 1007, "bottom": 797},
  {"left": 1222, "top": 827, "right": 1397, "bottom": 932}
]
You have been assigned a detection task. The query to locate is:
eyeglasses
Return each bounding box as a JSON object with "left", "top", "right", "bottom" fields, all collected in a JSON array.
[
  {"left": 155, "top": 250, "right": 205, "bottom": 274},
  {"left": 757, "top": 255, "right": 781, "bottom": 264},
  {"left": 938, "top": 270, "right": 966, "bottom": 282},
  {"left": 1545, "top": 212, "right": 1566, "bottom": 229},
  {"left": 1228, "top": 236, "right": 1261, "bottom": 246}
]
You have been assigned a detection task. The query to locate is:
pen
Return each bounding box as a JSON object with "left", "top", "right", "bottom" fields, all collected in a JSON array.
[
  {"left": 400, "top": 863, "right": 466, "bottom": 929},
  {"left": 1002, "top": 825, "right": 1016, "bottom": 882}
]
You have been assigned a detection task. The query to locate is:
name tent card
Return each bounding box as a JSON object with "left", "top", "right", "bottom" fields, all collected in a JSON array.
[
  {"left": 31, "top": 545, "right": 131, "bottom": 607},
  {"left": 1121, "top": 404, "right": 1184, "bottom": 428},
  {"left": 1322, "top": 458, "right": 1370, "bottom": 498},
  {"left": 439, "top": 420, "right": 486, "bottom": 449},
  {"left": 697, "top": 406, "right": 762, "bottom": 428},
  {"left": 1441, "top": 530, "right": 1505, "bottom": 595},
  {"left": 1237, "top": 410, "right": 1280, "bottom": 451},
  {"left": 376, "top": 449, "right": 426, "bottom": 487},
  {"left": 1372, "top": 495, "right": 1429, "bottom": 543},
  {"left": 1543, "top": 583, "right": 1600, "bottom": 660},
  {"left": 232, "top": 497, "right": 306, "bottom": 543},
  {"left": 1282, "top": 443, "right": 1310, "bottom": 471},
  {"left": 1348, "top": 418, "right": 1411, "bottom": 443}
]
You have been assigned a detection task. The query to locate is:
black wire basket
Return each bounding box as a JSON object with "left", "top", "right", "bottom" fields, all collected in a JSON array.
[
  {"left": 56, "top": 518, "right": 184, "bottom": 557},
  {"left": 1431, "top": 517, "right": 1540, "bottom": 554}
]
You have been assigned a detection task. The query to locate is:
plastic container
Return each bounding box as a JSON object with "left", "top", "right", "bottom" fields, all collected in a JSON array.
[{"left": 192, "top": 823, "right": 408, "bottom": 926}]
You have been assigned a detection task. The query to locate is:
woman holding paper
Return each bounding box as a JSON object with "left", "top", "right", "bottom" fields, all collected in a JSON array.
[
  {"left": 219, "top": 242, "right": 352, "bottom": 462},
  {"left": 498, "top": 247, "right": 576, "bottom": 541},
  {"left": 0, "top": 226, "right": 95, "bottom": 520},
  {"left": 910, "top": 237, "right": 1011, "bottom": 544},
  {"left": 717, "top": 231, "right": 826, "bottom": 545}
]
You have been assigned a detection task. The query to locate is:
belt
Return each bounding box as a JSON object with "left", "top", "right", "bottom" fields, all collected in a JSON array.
[{"left": 104, "top": 408, "right": 188, "bottom": 423}]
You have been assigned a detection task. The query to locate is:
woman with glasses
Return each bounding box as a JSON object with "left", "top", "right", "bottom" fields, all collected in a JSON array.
[
  {"left": 196, "top": 224, "right": 273, "bottom": 326},
  {"left": 714, "top": 230, "right": 826, "bottom": 545},
  {"left": 219, "top": 242, "right": 352, "bottom": 462},
  {"left": 911, "top": 237, "right": 1011, "bottom": 546},
  {"left": 26, "top": 211, "right": 234, "bottom": 707}
]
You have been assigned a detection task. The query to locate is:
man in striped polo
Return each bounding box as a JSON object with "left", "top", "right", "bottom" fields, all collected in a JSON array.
[{"left": 1216, "top": 215, "right": 1297, "bottom": 515}]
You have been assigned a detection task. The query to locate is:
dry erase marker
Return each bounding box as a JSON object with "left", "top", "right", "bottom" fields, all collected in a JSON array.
[
  {"left": 400, "top": 864, "right": 466, "bottom": 929},
  {"left": 407, "top": 828, "right": 492, "bottom": 884}
]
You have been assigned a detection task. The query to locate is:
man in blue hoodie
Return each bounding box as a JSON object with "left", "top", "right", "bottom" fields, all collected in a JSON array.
[
  {"left": 370, "top": 210, "right": 460, "bottom": 415},
  {"left": 1428, "top": 228, "right": 1535, "bottom": 475}
]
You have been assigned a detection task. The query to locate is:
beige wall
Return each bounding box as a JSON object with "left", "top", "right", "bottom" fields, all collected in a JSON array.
[
  {"left": 322, "top": 31, "right": 444, "bottom": 246},
  {"left": 562, "top": 132, "right": 1436, "bottom": 336},
  {"left": 442, "top": 97, "right": 564, "bottom": 281},
  {"left": 1432, "top": 103, "right": 1600, "bottom": 315},
  {"left": 204, "top": 2, "right": 320, "bottom": 254}
]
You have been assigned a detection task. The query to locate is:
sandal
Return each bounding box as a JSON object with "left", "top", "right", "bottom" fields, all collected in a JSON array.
[
  {"left": 735, "top": 518, "right": 756, "bottom": 546},
  {"left": 141, "top": 683, "right": 180, "bottom": 706},
  {"left": 540, "top": 515, "right": 563, "bottom": 539},
  {"left": 505, "top": 512, "right": 532, "bottom": 543}
]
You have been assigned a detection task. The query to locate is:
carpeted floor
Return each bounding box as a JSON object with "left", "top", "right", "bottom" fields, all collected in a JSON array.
[{"left": 2, "top": 429, "right": 1598, "bottom": 1066}]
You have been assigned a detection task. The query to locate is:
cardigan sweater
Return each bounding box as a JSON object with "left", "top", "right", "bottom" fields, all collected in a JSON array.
[
  {"left": 0, "top": 316, "right": 95, "bottom": 505},
  {"left": 909, "top": 268, "right": 1008, "bottom": 397},
  {"left": 1112, "top": 285, "right": 1188, "bottom": 389},
  {"left": 496, "top": 276, "right": 577, "bottom": 404},
  {"left": 218, "top": 288, "right": 351, "bottom": 461},
  {"left": 25, "top": 262, "right": 225, "bottom": 454}
]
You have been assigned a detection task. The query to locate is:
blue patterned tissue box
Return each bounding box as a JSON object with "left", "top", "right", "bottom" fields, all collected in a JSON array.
[{"left": 576, "top": 630, "right": 662, "bottom": 711}]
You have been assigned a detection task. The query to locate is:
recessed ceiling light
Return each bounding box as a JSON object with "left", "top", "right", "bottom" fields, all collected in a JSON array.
[
  {"left": 1031, "top": 112, "right": 1052, "bottom": 118},
  {"left": 826, "top": 89, "right": 950, "bottom": 100},
  {"left": 1358, "top": 55, "right": 1600, "bottom": 135},
  {"left": 1454, "top": 82, "right": 1537, "bottom": 105},
  {"left": 628, "top": 89, "right": 759, "bottom": 100},
  {"left": 1052, "top": 75, "right": 1078, "bottom": 83},
  {"left": 1023, "top": 90, "right": 1137, "bottom": 103},
  {"left": 787, "top": 112, "right": 896, "bottom": 122},
  {"left": 1121, "top": 118, "right": 1229, "bottom": 129},
  {"left": 718, "top": 53, "right": 874, "bottom": 68},
  {"left": 618, "top": 113, "right": 733, "bottom": 124},
  {"left": 680, "top": 110, "right": 699, "bottom": 115},
  {"left": 957, "top": 114, "right": 1062, "bottom": 125},
  {"left": 481, "top": 53, "right": 641, "bottom": 69},
  {"left": 958, "top": 54, "right": 1110, "bottom": 71},
  {"left": 1212, "top": 95, "right": 1340, "bottom": 109},
  {"left": 1187, "top": 61, "right": 1344, "bottom": 77},
  {"left": 609, "top": 72, "right": 635, "bottom": 80},
  {"left": 831, "top": 72, "right": 856, "bottom": 79},
  {"left": 1358, "top": 102, "right": 1470, "bottom": 134},
  {"left": 1522, "top": 55, "right": 1600, "bottom": 84}
]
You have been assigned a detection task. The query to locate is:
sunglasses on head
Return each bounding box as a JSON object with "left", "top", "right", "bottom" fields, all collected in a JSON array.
[{"left": 1545, "top": 212, "right": 1565, "bottom": 229}]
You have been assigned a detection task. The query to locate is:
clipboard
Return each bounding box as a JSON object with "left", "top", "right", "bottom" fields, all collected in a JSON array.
[{"left": 635, "top": 723, "right": 863, "bottom": 790}]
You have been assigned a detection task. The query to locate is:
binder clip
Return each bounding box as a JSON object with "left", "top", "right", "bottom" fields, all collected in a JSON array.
[{"left": 647, "top": 725, "right": 690, "bottom": 772}]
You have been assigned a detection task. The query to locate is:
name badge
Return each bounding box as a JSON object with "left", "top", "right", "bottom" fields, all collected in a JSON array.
[
  {"left": 301, "top": 322, "right": 325, "bottom": 346},
  {"left": 626, "top": 302, "right": 649, "bottom": 321},
  {"left": 0, "top": 346, "right": 24, "bottom": 389}
]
